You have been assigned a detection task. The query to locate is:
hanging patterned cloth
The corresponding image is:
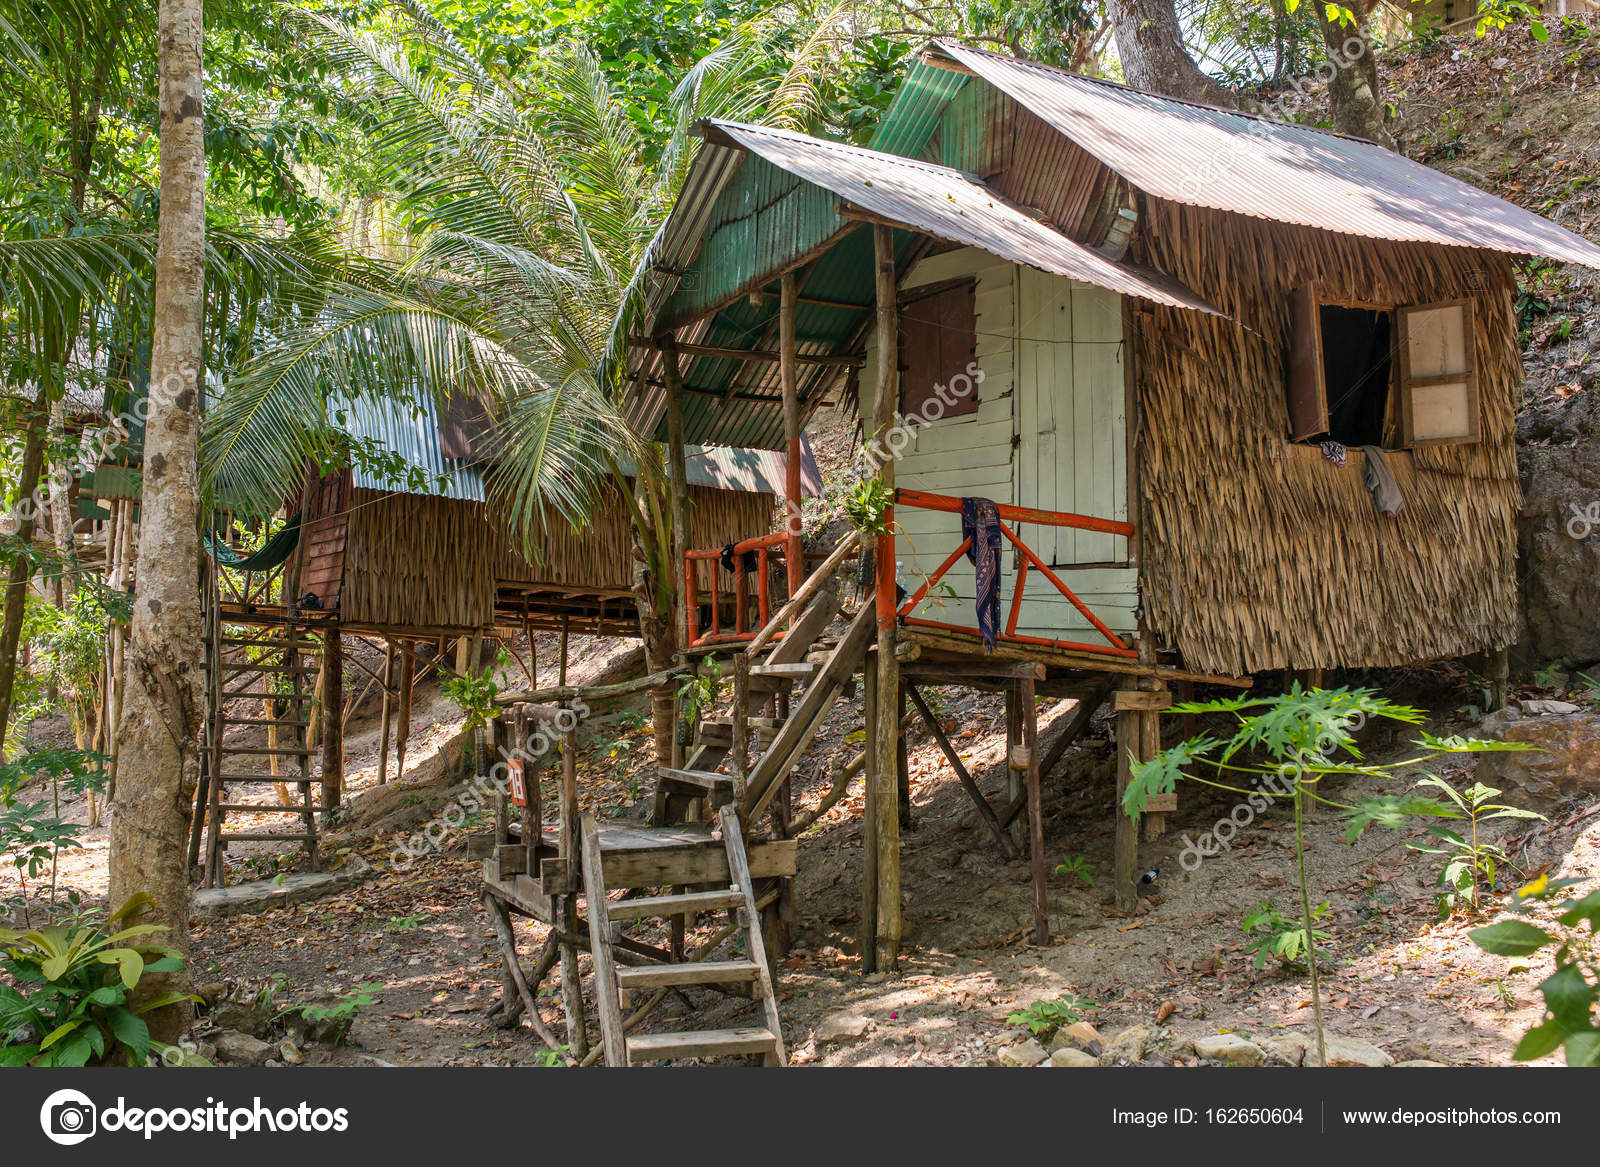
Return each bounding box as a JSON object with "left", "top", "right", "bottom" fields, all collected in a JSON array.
[{"left": 960, "top": 497, "right": 1003, "bottom": 652}]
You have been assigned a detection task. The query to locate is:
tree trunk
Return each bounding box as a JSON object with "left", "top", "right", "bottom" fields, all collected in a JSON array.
[
  {"left": 108, "top": 0, "right": 206, "bottom": 1042},
  {"left": 0, "top": 389, "right": 49, "bottom": 755},
  {"left": 1104, "top": 0, "right": 1236, "bottom": 105},
  {"left": 1313, "top": 3, "right": 1392, "bottom": 147}
]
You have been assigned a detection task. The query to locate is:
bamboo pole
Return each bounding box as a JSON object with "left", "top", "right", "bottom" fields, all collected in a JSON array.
[
  {"left": 396, "top": 641, "right": 414, "bottom": 780},
  {"left": 780, "top": 271, "right": 803, "bottom": 601},
  {"left": 378, "top": 641, "right": 396, "bottom": 785}
]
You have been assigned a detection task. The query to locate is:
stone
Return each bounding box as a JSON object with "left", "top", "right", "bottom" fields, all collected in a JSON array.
[
  {"left": 1305, "top": 1035, "right": 1393, "bottom": 1068},
  {"left": 815, "top": 1012, "right": 873, "bottom": 1043},
  {"left": 1260, "top": 1033, "right": 1310, "bottom": 1067},
  {"left": 1048, "top": 1048, "right": 1099, "bottom": 1067},
  {"left": 1477, "top": 709, "right": 1600, "bottom": 808},
  {"left": 1394, "top": 1059, "right": 1449, "bottom": 1067},
  {"left": 1098, "top": 1024, "right": 1155, "bottom": 1065},
  {"left": 279, "top": 1041, "right": 305, "bottom": 1065},
  {"left": 213, "top": 1030, "right": 274, "bottom": 1066},
  {"left": 1520, "top": 699, "right": 1580, "bottom": 715},
  {"left": 998, "top": 1038, "right": 1049, "bottom": 1066},
  {"left": 1194, "top": 1033, "right": 1265, "bottom": 1066},
  {"left": 1049, "top": 1021, "right": 1103, "bottom": 1056}
]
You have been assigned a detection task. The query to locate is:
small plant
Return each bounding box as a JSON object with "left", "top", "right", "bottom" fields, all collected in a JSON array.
[
  {"left": 0, "top": 894, "right": 195, "bottom": 1066},
  {"left": 1404, "top": 778, "right": 1543, "bottom": 917},
  {"left": 843, "top": 475, "right": 894, "bottom": 537},
  {"left": 443, "top": 667, "right": 500, "bottom": 776},
  {"left": 1242, "top": 899, "right": 1331, "bottom": 970},
  {"left": 385, "top": 913, "right": 427, "bottom": 933},
  {"left": 1471, "top": 876, "right": 1600, "bottom": 1065},
  {"left": 1006, "top": 993, "right": 1095, "bottom": 1038},
  {"left": 1054, "top": 853, "right": 1095, "bottom": 887},
  {"left": 676, "top": 656, "right": 722, "bottom": 744},
  {"left": 0, "top": 748, "right": 107, "bottom": 922},
  {"left": 276, "top": 982, "right": 382, "bottom": 1046}
]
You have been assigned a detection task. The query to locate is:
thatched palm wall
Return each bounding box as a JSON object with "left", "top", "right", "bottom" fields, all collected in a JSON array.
[
  {"left": 1131, "top": 200, "right": 1521, "bottom": 676},
  {"left": 338, "top": 483, "right": 777, "bottom": 630}
]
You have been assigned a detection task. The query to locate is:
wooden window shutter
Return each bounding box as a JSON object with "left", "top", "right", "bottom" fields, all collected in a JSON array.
[
  {"left": 899, "top": 279, "right": 978, "bottom": 420},
  {"left": 1286, "top": 283, "right": 1328, "bottom": 440},
  {"left": 1398, "top": 298, "right": 1478, "bottom": 446}
]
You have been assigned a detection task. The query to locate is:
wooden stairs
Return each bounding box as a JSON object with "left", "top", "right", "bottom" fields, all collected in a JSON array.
[
  {"left": 199, "top": 627, "right": 324, "bottom": 885},
  {"left": 582, "top": 805, "right": 786, "bottom": 1065}
]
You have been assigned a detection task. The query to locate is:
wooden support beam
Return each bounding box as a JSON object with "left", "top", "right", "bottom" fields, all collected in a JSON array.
[
  {"left": 1114, "top": 700, "right": 1141, "bottom": 911},
  {"left": 906, "top": 681, "right": 1015, "bottom": 858},
  {"left": 1021, "top": 675, "right": 1048, "bottom": 946},
  {"left": 780, "top": 271, "right": 804, "bottom": 602},
  {"left": 559, "top": 615, "right": 570, "bottom": 687},
  {"left": 664, "top": 342, "right": 691, "bottom": 649},
  {"left": 396, "top": 641, "right": 415, "bottom": 780},
  {"left": 1036, "top": 681, "right": 1111, "bottom": 779},
  {"left": 860, "top": 661, "right": 878, "bottom": 971},
  {"left": 378, "top": 641, "right": 396, "bottom": 784},
  {"left": 321, "top": 630, "right": 343, "bottom": 810},
  {"left": 871, "top": 222, "right": 901, "bottom": 973}
]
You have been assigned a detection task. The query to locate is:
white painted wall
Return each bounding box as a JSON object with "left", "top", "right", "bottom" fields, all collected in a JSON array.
[{"left": 860, "top": 248, "right": 1137, "bottom": 643}]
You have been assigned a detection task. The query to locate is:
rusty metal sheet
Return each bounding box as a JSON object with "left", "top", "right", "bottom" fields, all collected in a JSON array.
[{"left": 929, "top": 40, "right": 1600, "bottom": 269}]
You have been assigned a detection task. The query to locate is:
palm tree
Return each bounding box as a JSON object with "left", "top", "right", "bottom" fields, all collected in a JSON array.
[{"left": 204, "top": 1, "right": 846, "bottom": 760}]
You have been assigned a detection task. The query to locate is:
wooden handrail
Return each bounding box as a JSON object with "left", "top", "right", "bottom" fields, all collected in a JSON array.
[
  {"left": 746, "top": 529, "right": 861, "bottom": 656},
  {"left": 896, "top": 488, "right": 1134, "bottom": 537}
]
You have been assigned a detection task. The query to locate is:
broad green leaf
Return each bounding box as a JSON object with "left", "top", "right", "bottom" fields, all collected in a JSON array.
[
  {"left": 39, "top": 1018, "right": 83, "bottom": 1050},
  {"left": 108, "top": 1006, "right": 150, "bottom": 1061},
  {"left": 1470, "top": 919, "right": 1554, "bottom": 956},
  {"left": 1565, "top": 1031, "right": 1600, "bottom": 1066},
  {"left": 1539, "top": 963, "right": 1596, "bottom": 1031},
  {"left": 1558, "top": 889, "right": 1600, "bottom": 932},
  {"left": 1513, "top": 1019, "right": 1567, "bottom": 1061}
]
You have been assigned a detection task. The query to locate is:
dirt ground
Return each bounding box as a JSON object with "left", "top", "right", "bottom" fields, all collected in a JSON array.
[{"left": 9, "top": 622, "right": 1597, "bottom": 1068}]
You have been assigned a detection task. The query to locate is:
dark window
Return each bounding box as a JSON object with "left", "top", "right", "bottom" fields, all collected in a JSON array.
[
  {"left": 899, "top": 279, "right": 978, "bottom": 420},
  {"left": 1286, "top": 285, "right": 1395, "bottom": 447}
]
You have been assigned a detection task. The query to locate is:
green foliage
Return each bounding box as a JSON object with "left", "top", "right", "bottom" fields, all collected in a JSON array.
[
  {"left": 677, "top": 656, "right": 723, "bottom": 743},
  {"left": 1054, "top": 853, "right": 1095, "bottom": 887},
  {"left": 275, "top": 982, "right": 382, "bottom": 1047},
  {"left": 442, "top": 667, "right": 500, "bottom": 733},
  {"left": 843, "top": 475, "right": 894, "bottom": 537},
  {"left": 1402, "top": 778, "right": 1543, "bottom": 916},
  {"left": 1471, "top": 877, "right": 1600, "bottom": 1066},
  {"left": 0, "top": 747, "right": 106, "bottom": 922},
  {"left": 0, "top": 894, "right": 194, "bottom": 1067},
  {"left": 1006, "top": 992, "right": 1095, "bottom": 1038},
  {"left": 1242, "top": 899, "right": 1331, "bottom": 970},
  {"left": 384, "top": 913, "right": 427, "bottom": 933}
]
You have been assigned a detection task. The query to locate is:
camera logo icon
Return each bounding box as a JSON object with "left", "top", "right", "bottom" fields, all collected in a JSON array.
[{"left": 40, "top": 1089, "right": 97, "bottom": 1146}]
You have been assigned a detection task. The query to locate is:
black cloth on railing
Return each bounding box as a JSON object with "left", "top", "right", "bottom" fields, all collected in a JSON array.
[
  {"left": 719, "top": 543, "right": 758, "bottom": 575},
  {"left": 960, "top": 496, "right": 1003, "bottom": 652}
]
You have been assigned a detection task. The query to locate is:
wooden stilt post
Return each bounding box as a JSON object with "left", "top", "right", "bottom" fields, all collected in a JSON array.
[
  {"left": 1021, "top": 675, "right": 1047, "bottom": 945},
  {"left": 559, "top": 615, "right": 570, "bottom": 686},
  {"left": 860, "top": 660, "right": 879, "bottom": 971},
  {"left": 1005, "top": 684, "right": 1024, "bottom": 849},
  {"left": 1114, "top": 693, "right": 1141, "bottom": 912},
  {"left": 396, "top": 641, "right": 415, "bottom": 780},
  {"left": 871, "top": 223, "right": 901, "bottom": 972},
  {"left": 1140, "top": 679, "right": 1168, "bottom": 838},
  {"left": 556, "top": 722, "right": 587, "bottom": 1060},
  {"left": 378, "top": 641, "right": 396, "bottom": 785},
  {"left": 780, "top": 270, "right": 804, "bottom": 602},
  {"left": 321, "top": 629, "right": 343, "bottom": 811},
  {"left": 896, "top": 680, "right": 912, "bottom": 830},
  {"left": 663, "top": 340, "right": 691, "bottom": 649},
  {"left": 1489, "top": 646, "right": 1509, "bottom": 713}
]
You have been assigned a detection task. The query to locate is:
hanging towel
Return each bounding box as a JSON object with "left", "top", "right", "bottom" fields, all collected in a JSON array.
[
  {"left": 1319, "top": 440, "right": 1348, "bottom": 467},
  {"left": 960, "top": 496, "right": 1003, "bottom": 652},
  {"left": 1359, "top": 445, "right": 1405, "bottom": 517}
]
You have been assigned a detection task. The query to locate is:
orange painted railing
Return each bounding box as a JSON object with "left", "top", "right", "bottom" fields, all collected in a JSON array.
[
  {"left": 684, "top": 531, "right": 793, "bottom": 649},
  {"left": 893, "top": 489, "right": 1139, "bottom": 660}
]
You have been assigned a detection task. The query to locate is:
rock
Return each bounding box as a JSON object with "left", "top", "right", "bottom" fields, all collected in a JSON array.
[
  {"left": 1098, "top": 1024, "right": 1155, "bottom": 1065},
  {"left": 1049, "top": 1048, "right": 1099, "bottom": 1067},
  {"left": 1305, "top": 1035, "right": 1393, "bottom": 1068},
  {"left": 1514, "top": 389, "right": 1600, "bottom": 669},
  {"left": 1049, "top": 1021, "right": 1103, "bottom": 1056},
  {"left": 264, "top": 1059, "right": 284, "bottom": 1068},
  {"left": 998, "top": 1038, "right": 1049, "bottom": 1066},
  {"left": 213, "top": 1030, "right": 274, "bottom": 1066},
  {"left": 1194, "top": 1033, "right": 1265, "bottom": 1066},
  {"left": 209, "top": 1003, "right": 273, "bottom": 1036},
  {"left": 1477, "top": 709, "right": 1600, "bottom": 808},
  {"left": 1260, "top": 1033, "right": 1310, "bottom": 1067},
  {"left": 1394, "top": 1059, "right": 1449, "bottom": 1067},
  {"left": 279, "top": 1041, "right": 305, "bottom": 1065},
  {"left": 1520, "top": 699, "right": 1580, "bottom": 715},
  {"left": 815, "top": 1012, "right": 873, "bottom": 1044}
]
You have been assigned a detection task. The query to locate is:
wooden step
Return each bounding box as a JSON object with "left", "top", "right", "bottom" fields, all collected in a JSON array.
[
  {"left": 222, "top": 690, "right": 316, "bottom": 701},
  {"left": 222, "top": 746, "right": 313, "bottom": 758},
  {"left": 615, "top": 960, "right": 762, "bottom": 990},
  {"left": 214, "top": 803, "right": 326, "bottom": 813},
  {"left": 750, "top": 663, "right": 815, "bottom": 679},
  {"left": 220, "top": 662, "right": 319, "bottom": 674},
  {"left": 217, "top": 831, "right": 316, "bottom": 842},
  {"left": 215, "top": 773, "right": 312, "bottom": 784},
  {"left": 218, "top": 639, "right": 322, "bottom": 651},
  {"left": 656, "top": 767, "right": 733, "bottom": 793},
  {"left": 219, "top": 717, "right": 311, "bottom": 728},
  {"left": 698, "top": 719, "right": 780, "bottom": 748},
  {"left": 626, "top": 1026, "right": 780, "bottom": 1061},
  {"left": 607, "top": 888, "right": 743, "bottom": 923}
]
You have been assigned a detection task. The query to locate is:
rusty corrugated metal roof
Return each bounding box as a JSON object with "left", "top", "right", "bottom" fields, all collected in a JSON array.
[
  {"left": 925, "top": 41, "right": 1600, "bottom": 269},
  {"left": 700, "top": 119, "right": 1222, "bottom": 314}
]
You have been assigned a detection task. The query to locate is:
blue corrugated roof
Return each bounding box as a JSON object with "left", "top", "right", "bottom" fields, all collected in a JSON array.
[{"left": 329, "top": 395, "right": 486, "bottom": 502}]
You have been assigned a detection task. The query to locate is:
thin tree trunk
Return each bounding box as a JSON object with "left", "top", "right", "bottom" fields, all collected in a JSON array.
[
  {"left": 108, "top": 0, "right": 206, "bottom": 1043},
  {"left": 1104, "top": 0, "right": 1236, "bottom": 105},
  {"left": 0, "top": 388, "right": 51, "bottom": 755}
]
